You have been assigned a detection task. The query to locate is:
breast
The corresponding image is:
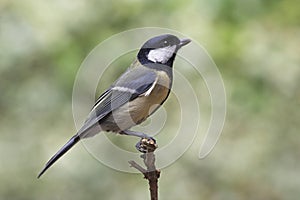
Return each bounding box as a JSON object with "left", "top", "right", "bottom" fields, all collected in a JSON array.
[
  {"left": 135, "top": 70, "right": 171, "bottom": 117},
  {"left": 109, "top": 70, "right": 171, "bottom": 131}
]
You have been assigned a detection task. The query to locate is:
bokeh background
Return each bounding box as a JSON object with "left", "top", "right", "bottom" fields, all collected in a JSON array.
[{"left": 1, "top": 0, "right": 300, "bottom": 199}]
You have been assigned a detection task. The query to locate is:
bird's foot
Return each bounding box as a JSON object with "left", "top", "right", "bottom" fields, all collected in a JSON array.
[{"left": 135, "top": 137, "right": 157, "bottom": 153}]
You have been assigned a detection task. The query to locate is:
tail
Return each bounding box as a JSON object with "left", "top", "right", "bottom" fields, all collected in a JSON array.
[{"left": 37, "top": 134, "right": 80, "bottom": 178}]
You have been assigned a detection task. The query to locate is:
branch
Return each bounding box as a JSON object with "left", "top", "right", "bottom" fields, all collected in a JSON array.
[{"left": 129, "top": 138, "right": 160, "bottom": 200}]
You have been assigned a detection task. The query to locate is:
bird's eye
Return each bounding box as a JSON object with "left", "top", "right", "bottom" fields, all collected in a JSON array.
[{"left": 163, "top": 40, "right": 168, "bottom": 46}]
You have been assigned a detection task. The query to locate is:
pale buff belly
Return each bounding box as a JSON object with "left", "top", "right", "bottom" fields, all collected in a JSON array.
[{"left": 101, "top": 72, "right": 171, "bottom": 132}]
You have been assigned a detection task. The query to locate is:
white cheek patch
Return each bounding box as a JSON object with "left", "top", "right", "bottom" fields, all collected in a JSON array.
[{"left": 147, "top": 45, "right": 177, "bottom": 63}]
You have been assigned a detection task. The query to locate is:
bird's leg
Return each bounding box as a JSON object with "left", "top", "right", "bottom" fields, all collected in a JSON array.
[
  {"left": 120, "top": 130, "right": 157, "bottom": 153},
  {"left": 120, "top": 130, "right": 151, "bottom": 138}
]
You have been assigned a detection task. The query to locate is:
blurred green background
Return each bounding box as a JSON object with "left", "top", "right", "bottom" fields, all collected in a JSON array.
[{"left": 1, "top": 0, "right": 300, "bottom": 199}]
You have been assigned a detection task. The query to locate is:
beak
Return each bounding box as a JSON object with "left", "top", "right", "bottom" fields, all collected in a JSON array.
[{"left": 178, "top": 38, "right": 191, "bottom": 48}]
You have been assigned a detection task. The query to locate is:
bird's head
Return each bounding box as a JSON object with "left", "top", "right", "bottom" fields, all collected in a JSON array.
[{"left": 137, "top": 34, "right": 191, "bottom": 66}]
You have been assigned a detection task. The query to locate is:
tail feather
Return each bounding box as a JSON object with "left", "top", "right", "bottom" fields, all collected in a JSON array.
[{"left": 37, "top": 134, "right": 80, "bottom": 178}]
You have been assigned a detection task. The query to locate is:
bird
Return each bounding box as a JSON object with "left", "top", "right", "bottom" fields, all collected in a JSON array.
[{"left": 37, "top": 34, "right": 191, "bottom": 178}]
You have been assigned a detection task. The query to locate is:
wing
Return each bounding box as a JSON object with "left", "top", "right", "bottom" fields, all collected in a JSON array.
[{"left": 77, "top": 66, "right": 157, "bottom": 136}]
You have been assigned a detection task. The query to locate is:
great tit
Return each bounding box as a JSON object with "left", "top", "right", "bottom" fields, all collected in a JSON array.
[{"left": 38, "top": 34, "right": 191, "bottom": 178}]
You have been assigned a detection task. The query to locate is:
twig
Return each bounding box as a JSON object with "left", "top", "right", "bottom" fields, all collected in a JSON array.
[{"left": 129, "top": 138, "right": 160, "bottom": 200}]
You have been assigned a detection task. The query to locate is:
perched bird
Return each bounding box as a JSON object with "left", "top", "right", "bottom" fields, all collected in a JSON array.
[{"left": 38, "top": 34, "right": 191, "bottom": 178}]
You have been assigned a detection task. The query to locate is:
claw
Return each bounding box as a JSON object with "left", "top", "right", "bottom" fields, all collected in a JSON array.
[{"left": 135, "top": 137, "right": 157, "bottom": 153}]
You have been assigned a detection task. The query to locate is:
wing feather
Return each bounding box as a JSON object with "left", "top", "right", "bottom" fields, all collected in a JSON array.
[{"left": 77, "top": 66, "right": 157, "bottom": 135}]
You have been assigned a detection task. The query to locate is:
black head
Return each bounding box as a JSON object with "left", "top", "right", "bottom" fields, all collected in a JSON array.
[{"left": 137, "top": 34, "right": 191, "bottom": 67}]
